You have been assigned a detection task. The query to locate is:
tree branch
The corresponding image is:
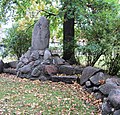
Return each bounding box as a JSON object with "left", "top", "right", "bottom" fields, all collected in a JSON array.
[{"left": 36, "top": 10, "right": 57, "bottom": 17}]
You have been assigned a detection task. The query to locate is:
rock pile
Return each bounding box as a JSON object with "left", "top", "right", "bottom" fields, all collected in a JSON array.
[
  {"left": 16, "top": 17, "right": 65, "bottom": 80},
  {"left": 79, "top": 66, "right": 120, "bottom": 115},
  {"left": 16, "top": 16, "right": 82, "bottom": 81}
]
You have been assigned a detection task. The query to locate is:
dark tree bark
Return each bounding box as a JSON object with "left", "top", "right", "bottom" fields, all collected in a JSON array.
[{"left": 63, "top": 14, "right": 76, "bottom": 64}]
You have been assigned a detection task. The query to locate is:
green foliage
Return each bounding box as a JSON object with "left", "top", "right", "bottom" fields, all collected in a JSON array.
[
  {"left": 75, "top": 0, "right": 120, "bottom": 75},
  {"left": 2, "top": 24, "right": 32, "bottom": 59}
]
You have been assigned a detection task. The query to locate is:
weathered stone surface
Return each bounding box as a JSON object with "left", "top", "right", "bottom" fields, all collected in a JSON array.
[
  {"left": 113, "top": 110, "right": 120, "bottom": 115},
  {"left": 17, "top": 62, "right": 24, "bottom": 70},
  {"left": 85, "top": 81, "right": 92, "bottom": 87},
  {"left": 108, "top": 88, "right": 120, "bottom": 97},
  {"left": 19, "top": 73, "right": 31, "bottom": 78},
  {"left": 74, "top": 66, "right": 83, "bottom": 74},
  {"left": 51, "top": 76, "right": 77, "bottom": 84},
  {"left": 38, "top": 50, "right": 44, "bottom": 56},
  {"left": 31, "top": 67, "right": 41, "bottom": 77},
  {"left": 44, "top": 49, "right": 51, "bottom": 60},
  {"left": 19, "top": 62, "right": 33, "bottom": 73},
  {"left": 41, "top": 59, "right": 51, "bottom": 65},
  {"left": 58, "top": 65, "right": 75, "bottom": 75},
  {"left": 33, "top": 60, "right": 41, "bottom": 66},
  {"left": 4, "top": 63, "right": 10, "bottom": 68},
  {"left": 116, "top": 78, "right": 120, "bottom": 86},
  {"left": 108, "top": 88, "right": 120, "bottom": 109},
  {"left": 3, "top": 68, "right": 17, "bottom": 75},
  {"left": 53, "top": 56, "right": 65, "bottom": 65},
  {"left": 0, "top": 60, "right": 4, "bottom": 73},
  {"left": 93, "top": 86, "right": 99, "bottom": 92},
  {"left": 99, "top": 83, "right": 117, "bottom": 96},
  {"left": 22, "top": 57, "right": 29, "bottom": 64},
  {"left": 30, "top": 50, "right": 40, "bottom": 61},
  {"left": 106, "top": 78, "right": 120, "bottom": 86},
  {"left": 8, "top": 61, "right": 17, "bottom": 68},
  {"left": 39, "top": 75, "right": 50, "bottom": 81},
  {"left": 102, "top": 102, "right": 113, "bottom": 115},
  {"left": 24, "top": 49, "right": 31, "bottom": 58},
  {"left": 89, "top": 72, "right": 105, "bottom": 86},
  {"left": 83, "top": 86, "right": 93, "bottom": 93},
  {"left": 32, "top": 16, "right": 50, "bottom": 50},
  {"left": 109, "top": 96, "right": 120, "bottom": 109},
  {"left": 44, "top": 65, "right": 58, "bottom": 75},
  {"left": 80, "top": 66, "right": 102, "bottom": 85},
  {"left": 93, "top": 92, "right": 104, "bottom": 100}
]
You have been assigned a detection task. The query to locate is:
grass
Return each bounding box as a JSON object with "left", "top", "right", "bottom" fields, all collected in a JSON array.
[{"left": 0, "top": 74, "right": 100, "bottom": 115}]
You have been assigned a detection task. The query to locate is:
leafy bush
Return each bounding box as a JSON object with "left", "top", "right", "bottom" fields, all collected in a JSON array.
[
  {"left": 2, "top": 24, "right": 32, "bottom": 59},
  {"left": 76, "top": 0, "right": 120, "bottom": 75}
]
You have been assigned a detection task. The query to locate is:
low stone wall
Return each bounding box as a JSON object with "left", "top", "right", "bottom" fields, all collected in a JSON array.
[
  {"left": 79, "top": 66, "right": 120, "bottom": 115},
  {"left": 1, "top": 59, "right": 120, "bottom": 114}
]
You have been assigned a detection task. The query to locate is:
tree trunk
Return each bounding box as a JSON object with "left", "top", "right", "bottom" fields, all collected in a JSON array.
[{"left": 63, "top": 14, "right": 76, "bottom": 64}]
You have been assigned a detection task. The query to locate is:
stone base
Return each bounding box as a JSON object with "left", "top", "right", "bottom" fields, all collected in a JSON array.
[{"left": 17, "top": 48, "right": 66, "bottom": 80}]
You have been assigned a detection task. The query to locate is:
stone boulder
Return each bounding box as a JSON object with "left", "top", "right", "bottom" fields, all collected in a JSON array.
[
  {"left": 80, "top": 66, "right": 102, "bottom": 85},
  {"left": 108, "top": 88, "right": 120, "bottom": 109},
  {"left": 3, "top": 68, "right": 17, "bottom": 75},
  {"left": 102, "top": 101, "right": 113, "bottom": 115},
  {"left": 52, "top": 56, "right": 65, "bottom": 65},
  {"left": 113, "top": 110, "right": 120, "bottom": 115},
  {"left": 8, "top": 61, "right": 18, "bottom": 68},
  {"left": 89, "top": 72, "right": 106, "bottom": 86},
  {"left": 43, "top": 48, "right": 51, "bottom": 60},
  {"left": 44, "top": 65, "right": 58, "bottom": 75},
  {"left": 58, "top": 65, "right": 75, "bottom": 75},
  {"left": 99, "top": 83, "right": 117, "bottom": 96},
  {"left": 0, "top": 60, "right": 4, "bottom": 73},
  {"left": 106, "top": 78, "right": 120, "bottom": 86}
]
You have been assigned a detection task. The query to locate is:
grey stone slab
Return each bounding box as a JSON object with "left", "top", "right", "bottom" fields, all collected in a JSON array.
[
  {"left": 32, "top": 16, "right": 50, "bottom": 50},
  {"left": 99, "top": 83, "right": 117, "bottom": 96},
  {"left": 51, "top": 76, "right": 77, "bottom": 84},
  {"left": 102, "top": 102, "right": 113, "bottom": 115},
  {"left": 19, "top": 62, "right": 34, "bottom": 73},
  {"left": 3, "top": 68, "right": 17, "bottom": 75},
  {"left": 31, "top": 66, "right": 41, "bottom": 77},
  {"left": 8, "top": 61, "right": 18, "bottom": 68},
  {"left": 80, "top": 66, "right": 102, "bottom": 85},
  {"left": 17, "top": 62, "right": 24, "bottom": 70},
  {"left": 53, "top": 56, "right": 65, "bottom": 65},
  {"left": 0, "top": 60, "right": 4, "bottom": 73},
  {"left": 113, "top": 110, "right": 120, "bottom": 115},
  {"left": 22, "top": 57, "right": 29, "bottom": 64},
  {"left": 108, "top": 88, "right": 120, "bottom": 109},
  {"left": 30, "top": 50, "right": 40, "bottom": 60},
  {"left": 106, "top": 78, "right": 118, "bottom": 87},
  {"left": 89, "top": 72, "right": 105, "bottom": 86},
  {"left": 58, "top": 65, "right": 75, "bottom": 75},
  {"left": 44, "top": 49, "right": 51, "bottom": 60}
]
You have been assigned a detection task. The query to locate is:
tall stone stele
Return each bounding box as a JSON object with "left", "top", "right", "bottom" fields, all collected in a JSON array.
[
  {"left": 17, "top": 17, "right": 50, "bottom": 79},
  {"left": 32, "top": 16, "right": 50, "bottom": 50}
]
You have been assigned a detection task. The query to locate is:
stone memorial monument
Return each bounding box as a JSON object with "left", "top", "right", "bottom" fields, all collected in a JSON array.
[
  {"left": 32, "top": 16, "right": 50, "bottom": 50},
  {"left": 17, "top": 16, "right": 65, "bottom": 80}
]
